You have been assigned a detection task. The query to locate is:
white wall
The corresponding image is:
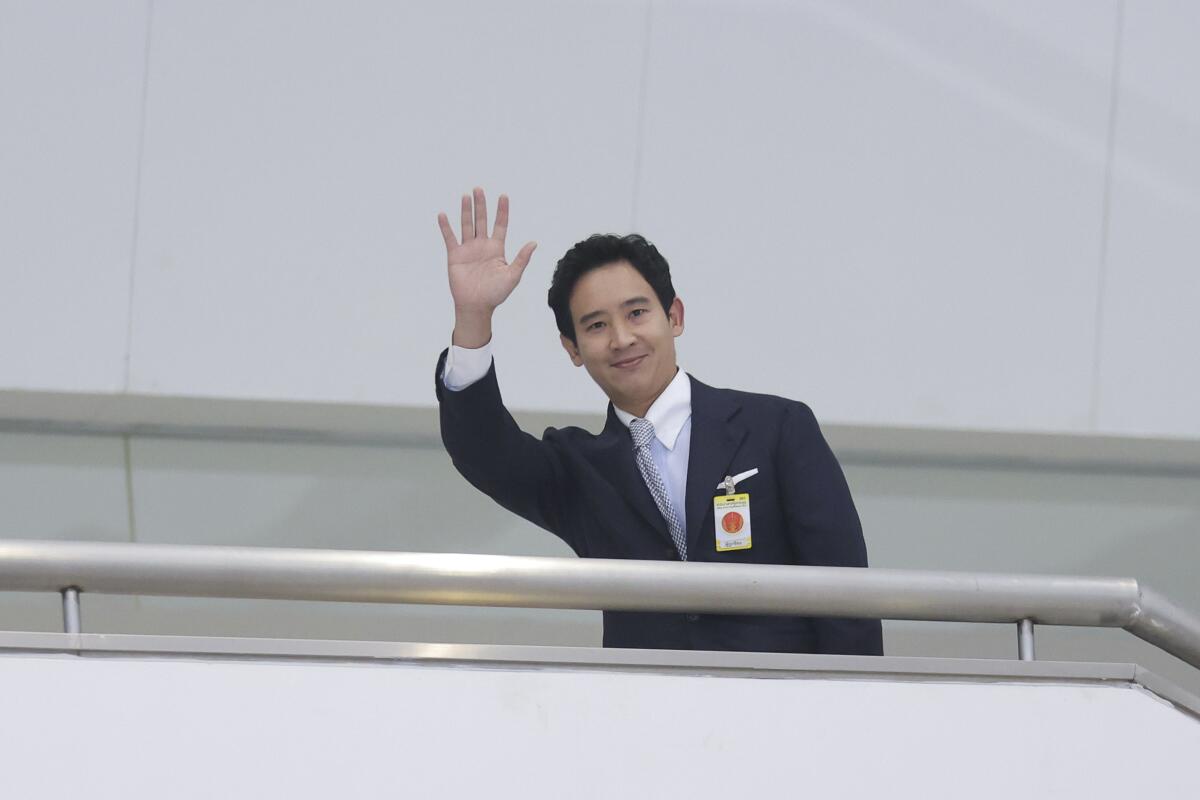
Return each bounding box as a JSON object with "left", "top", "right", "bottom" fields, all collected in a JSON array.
[
  {"left": 2, "top": 0, "right": 1198, "bottom": 439},
  {"left": 1094, "top": 0, "right": 1200, "bottom": 437},
  {"left": 0, "top": 1, "right": 147, "bottom": 393},
  {"left": 1, "top": 651, "right": 1198, "bottom": 798}
]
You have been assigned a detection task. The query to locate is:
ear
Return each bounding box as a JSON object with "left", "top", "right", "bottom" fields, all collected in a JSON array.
[
  {"left": 560, "top": 333, "right": 584, "bottom": 367},
  {"left": 668, "top": 297, "right": 685, "bottom": 337}
]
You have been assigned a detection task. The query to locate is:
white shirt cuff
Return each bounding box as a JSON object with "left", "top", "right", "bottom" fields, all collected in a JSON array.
[{"left": 442, "top": 339, "right": 494, "bottom": 391}]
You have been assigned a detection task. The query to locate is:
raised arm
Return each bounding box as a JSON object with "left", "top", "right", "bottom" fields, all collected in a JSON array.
[
  {"left": 437, "top": 187, "right": 537, "bottom": 348},
  {"left": 434, "top": 190, "right": 574, "bottom": 545}
]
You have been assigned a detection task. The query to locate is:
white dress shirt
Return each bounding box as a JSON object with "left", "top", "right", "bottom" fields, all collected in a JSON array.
[
  {"left": 442, "top": 341, "right": 694, "bottom": 532},
  {"left": 442, "top": 340, "right": 496, "bottom": 391}
]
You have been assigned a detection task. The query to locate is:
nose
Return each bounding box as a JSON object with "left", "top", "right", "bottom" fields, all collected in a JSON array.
[{"left": 609, "top": 319, "right": 637, "bottom": 350}]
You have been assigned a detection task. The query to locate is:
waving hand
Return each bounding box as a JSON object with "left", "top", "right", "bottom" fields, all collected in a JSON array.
[{"left": 438, "top": 188, "right": 537, "bottom": 327}]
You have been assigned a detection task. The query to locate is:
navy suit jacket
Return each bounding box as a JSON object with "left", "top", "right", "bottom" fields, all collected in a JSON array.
[{"left": 436, "top": 350, "right": 883, "bottom": 656}]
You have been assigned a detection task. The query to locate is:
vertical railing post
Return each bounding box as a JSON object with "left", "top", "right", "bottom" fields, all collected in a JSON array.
[
  {"left": 61, "top": 587, "right": 81, "bottom": 634},
  {"left": 1017, "top": 618, "right": 1035, "bottom": 661}
]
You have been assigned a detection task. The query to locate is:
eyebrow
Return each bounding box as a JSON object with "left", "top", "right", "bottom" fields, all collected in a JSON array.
[{"left": 578, "top": 296, "right": 652, "bottom": 326}]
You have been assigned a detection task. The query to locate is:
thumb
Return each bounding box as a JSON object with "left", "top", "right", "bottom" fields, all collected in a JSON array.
[{"left": 510, "top": 241, "right": 538, "bottom": 279}]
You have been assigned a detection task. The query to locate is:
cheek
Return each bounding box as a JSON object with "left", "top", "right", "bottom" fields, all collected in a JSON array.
[{"left": 578, "top": 345, "right": 605, "bottom": 369}]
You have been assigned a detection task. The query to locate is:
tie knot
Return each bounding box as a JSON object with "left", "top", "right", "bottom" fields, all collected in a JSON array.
[{"left": 630, "top": 417, "right": 656, "bottom": 450}]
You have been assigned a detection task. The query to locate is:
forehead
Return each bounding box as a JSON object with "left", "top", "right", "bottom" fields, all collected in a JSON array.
[{"left": 568, "top": 261, "right": 654, "bottom": 315}]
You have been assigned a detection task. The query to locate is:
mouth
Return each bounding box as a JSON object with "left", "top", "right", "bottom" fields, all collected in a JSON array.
[{"left": 610, "top": 354, "right": 647, "bottom": 370}]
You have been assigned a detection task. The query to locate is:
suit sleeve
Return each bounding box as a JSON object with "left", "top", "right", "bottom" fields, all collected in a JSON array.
[
  {"left": 435, "top": 349, "right": 578, "bottom": 551},
  {"left": 778, "top": 402, "right": 884, "bottom": 655}
]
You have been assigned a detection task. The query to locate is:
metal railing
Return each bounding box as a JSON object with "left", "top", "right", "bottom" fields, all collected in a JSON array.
[{"left": 2, "top": 539, "right": 1199, "bottom": 669}]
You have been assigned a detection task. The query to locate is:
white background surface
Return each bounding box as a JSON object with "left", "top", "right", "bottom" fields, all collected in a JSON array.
[
  {"left": 2, "top": 0, "right": 1198, "bottom": 439},
  {"left": 1, "top": 652, "right": 1197, "bottom": 799},
  {"left": 636, "top": 0, "right": 1113, "bottom": 432},
  {"left": 0, "top": 1, "right": 147, "bottom": 392},
  {"left": 1093, "top": 1, "right": 1200, "bottom": 438},
  {"left": 126, "top": 0, "right": 645, "bottom": 407}
]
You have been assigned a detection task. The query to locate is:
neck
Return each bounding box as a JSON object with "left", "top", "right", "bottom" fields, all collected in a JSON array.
[{"left": 615, "top": 367, "right": 679, "bottom": 419}]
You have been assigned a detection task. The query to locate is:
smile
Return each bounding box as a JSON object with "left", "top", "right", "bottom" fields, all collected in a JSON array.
[{"left": 610, "top": 355, "right": 647, "bottom": 369}]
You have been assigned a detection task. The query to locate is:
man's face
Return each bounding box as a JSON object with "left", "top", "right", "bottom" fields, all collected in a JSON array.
[{"left": 561, "top": 260, "right": 684, "bottom": 415}]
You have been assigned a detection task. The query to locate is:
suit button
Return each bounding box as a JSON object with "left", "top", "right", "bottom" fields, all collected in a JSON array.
[{"left": 687, "top": 614, "right": 700, "bottom": 623}]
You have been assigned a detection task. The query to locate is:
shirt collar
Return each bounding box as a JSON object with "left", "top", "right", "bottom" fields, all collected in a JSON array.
[{"left": 613, "top": 369, "right": 692, "bottom": 450}]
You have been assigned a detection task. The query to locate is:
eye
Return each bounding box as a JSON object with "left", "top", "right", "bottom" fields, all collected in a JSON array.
[
  {"left": 630, "top": 308, "right": 647, "bottom": 319},
  {"left": 587, "top": 320, "right": 606, "bottom": 331}
]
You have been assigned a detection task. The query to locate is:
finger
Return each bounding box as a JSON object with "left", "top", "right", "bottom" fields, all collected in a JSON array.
[
  {"left": 473, "top": 186, "right": 487, "bottom": 240},
  {"left": 460, "top": 194, "right": 473, "bottom": 243},
  {"left": 493, "top": 193, "right": 510, "bottom": 243},
  {"left": 510, "top": 241, "right": 538, "bottom": 278},
  {"left": 437, "top": 213, "right": 457, "bottom": 251}
]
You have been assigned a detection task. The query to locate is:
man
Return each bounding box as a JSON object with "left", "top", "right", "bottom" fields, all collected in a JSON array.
[{"left": 435, "top": 187, "right": 882, "bottom": 655}]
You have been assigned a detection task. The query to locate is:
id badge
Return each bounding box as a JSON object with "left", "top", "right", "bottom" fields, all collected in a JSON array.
[{"left": 713, "top": 493, "right": 752, "bottom": 551}]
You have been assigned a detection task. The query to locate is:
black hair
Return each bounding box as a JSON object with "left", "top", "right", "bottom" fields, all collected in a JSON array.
[{"left": 547, "top": 233, "right": 676, "bottom": 344}]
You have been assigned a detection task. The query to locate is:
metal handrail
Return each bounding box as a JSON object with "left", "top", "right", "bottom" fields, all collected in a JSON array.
[{"left": 2, "top": 539, "right": 1198, "bottom": 670}]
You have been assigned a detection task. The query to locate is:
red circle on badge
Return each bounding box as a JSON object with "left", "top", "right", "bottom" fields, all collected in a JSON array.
[{"left": 721, "top": 512, "right": 744, "bottom": 534}]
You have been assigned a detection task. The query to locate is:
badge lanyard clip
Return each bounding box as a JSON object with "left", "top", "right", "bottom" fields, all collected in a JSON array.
[{"left": 717, "top": 468, "right": 759, "bottom": 496}]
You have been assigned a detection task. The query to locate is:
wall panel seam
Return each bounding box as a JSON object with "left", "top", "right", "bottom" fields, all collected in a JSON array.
[
  {"left": 1089, "top": 0, "right": 1127, "bottom": 431},
  {"left": 122, "top": 0, "right": 157, "bottom": 393}
]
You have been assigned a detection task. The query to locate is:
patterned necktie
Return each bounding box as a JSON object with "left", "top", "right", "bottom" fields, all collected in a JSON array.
[{"left": 629, "top": 417, "right": 687, "bottom": 561}]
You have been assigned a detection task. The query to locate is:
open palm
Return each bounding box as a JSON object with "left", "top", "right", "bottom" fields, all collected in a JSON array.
[{"left": 438, "top": 187, "right": 537, "bottom": 313}]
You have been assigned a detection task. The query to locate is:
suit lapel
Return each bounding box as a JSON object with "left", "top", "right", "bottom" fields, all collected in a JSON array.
[
  {"left": 593, "top": 406, "right": 674, "bottom": 548},
  {"left": 684, "top": 378, "right": 747, "bottom": 557}
]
